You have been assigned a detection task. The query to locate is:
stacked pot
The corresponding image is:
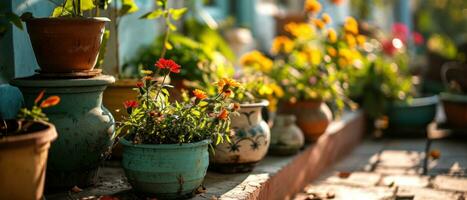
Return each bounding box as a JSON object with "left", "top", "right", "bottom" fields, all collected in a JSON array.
[{"left": 10, "top": 17, "right": 115, "bottom": 190}]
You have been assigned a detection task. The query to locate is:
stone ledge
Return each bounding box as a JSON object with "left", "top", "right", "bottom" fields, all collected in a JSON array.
[{"left": 45, "top": 111, "right": 365, "bottom": 200}]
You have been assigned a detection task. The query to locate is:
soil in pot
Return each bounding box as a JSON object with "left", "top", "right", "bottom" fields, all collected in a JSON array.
[
  {"left": 210, "top": 101, "right": 270, "bottom": 173},
  {"left": 24, "top": 17, "right": 110, "bottom": 73},
  {"left": 278, "top": 100, "right": 332, "bottom": 142},
  {"left": 0, "top": 120, "right": 57, "bottom": 200},
  {"left": 121, "top": 139, "right": 209, "bottom": 199},
  {"left": 441, "top": 92, "right": 467, "bottom": 128}
]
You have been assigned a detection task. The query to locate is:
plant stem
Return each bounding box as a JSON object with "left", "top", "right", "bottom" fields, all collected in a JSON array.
[
  {"left": 155, "top": 72, "right": 170, "bottom": 102},
  {"left": 159, "top": 1, "right": 169, "bottom": 59}
]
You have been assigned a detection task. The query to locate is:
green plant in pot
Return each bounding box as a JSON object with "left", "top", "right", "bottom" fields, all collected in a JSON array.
[
  {"left": 0, "top": 91, "right": 59, "bottom": 200},
  {"left": 21, "top": 0, "right": 113, "bottom": 73},
  {"left": 115, "top": 58, "right": 237, "bottom": 198},
  {"left": 197, "top": 72, "right": 274, "bottom": 173}
]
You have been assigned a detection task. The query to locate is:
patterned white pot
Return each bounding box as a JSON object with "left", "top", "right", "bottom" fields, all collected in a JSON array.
[{"left": 210, "top": 101, "right": 270, "bottom": 173}]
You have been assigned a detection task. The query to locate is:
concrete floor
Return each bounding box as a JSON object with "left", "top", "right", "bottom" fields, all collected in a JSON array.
[{"left": 294, "top": 137, "right": 467, "bottom": 200}]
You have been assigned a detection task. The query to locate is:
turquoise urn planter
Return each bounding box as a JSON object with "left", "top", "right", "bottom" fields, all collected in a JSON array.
[
  {"left": 388, "top": 95, "right": 438, "bottom": 128},
  {"left": 121, "top": 139, "right": 210, "bottom": 199},
  {"left": 10, "top": 75, "right": 115, "bottom": 188}
]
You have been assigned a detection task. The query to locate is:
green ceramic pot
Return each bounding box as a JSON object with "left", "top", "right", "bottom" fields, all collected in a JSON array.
[
  {"left": 121, "top": 139, "right": 210, "bottom": 199},
  {"left": 388, "top": 95, "right": 438, "bottom": 128},
  {"left": 10, "top": 75, "right": 115, "bottom": 188}
]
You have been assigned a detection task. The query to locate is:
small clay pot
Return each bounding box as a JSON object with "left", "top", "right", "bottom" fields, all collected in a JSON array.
[
  {"left": 279, "top": 100, "right": 332, "bottom": 142},
  {"left": 441, "top": 92, "right": 467, "bottom": 128},
  {"left": 24, "top": 17, "right": 110, "bottom": 73},
  {"left": 0, "top": 120, "right": 57, "bottom": 200},
  {"left": 269, "top": 114, "right": 304, "bottom": 155}
]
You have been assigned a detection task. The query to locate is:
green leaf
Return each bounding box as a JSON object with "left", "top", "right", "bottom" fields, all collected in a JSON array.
[
  {"left": 5, "top": 12, "right": 23, "bottom": 30},
  {"left": 140, "top": 9, "right": 163, "bottom": 19},
  {"left": 119, "top": 0, "right": 139, "bottom": 16},
  {"left": 169, "top": 8, "right": 187, "bottom": 20},
  {"left": 167, "top": 22, "right": 177, "bottom": 31}
]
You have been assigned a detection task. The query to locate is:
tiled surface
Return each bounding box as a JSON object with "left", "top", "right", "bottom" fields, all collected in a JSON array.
[{"left": 294, "top": 138, "right": 467, "bottom": 200}]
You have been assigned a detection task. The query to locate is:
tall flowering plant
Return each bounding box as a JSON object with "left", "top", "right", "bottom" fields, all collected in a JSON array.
[
  {"left": 115, "top": 58, "right": 239, "bottom": 145},
  {"left": 240, "top": 0, "right": 367, "bottom": 112}
]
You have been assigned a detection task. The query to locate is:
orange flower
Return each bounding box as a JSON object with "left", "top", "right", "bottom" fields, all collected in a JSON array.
[
  {"left": 344, "top": 17, "right": 359, "bottom": 35},
  {"left": 330, "top": 0, "right": 345, "bottom": 5},
  {"left": 327, "top": 28, "right": 337, "bottom": 43},
  {"left": 136, "top": 81, "right": 144, "bottom": 88},
  {"left": 327, "top": 47, "right": 337, "bottom": 57},
  {"left": 312, "top": 19, "right": 325, "bottom": 29},
  {"left": 271, "top": 36, "right": 294, "bottom": 55},
  {"left": 193, "top": 89, "right": 208, "bottom": 100},
  {"left": 223, "top": 89, "right": 233, "bottom": 98},
  {"left": 216, "top": 78, "right": 240, "bottom": 93},
  {"left": 321, "top": 13, "right": 332, "bottom": 24},
  {"left": 40, "top": 96, "right": 60, "bottom": 108},
  {"left": 34, "top": 90, "right": 45, "bottom": 104},
  {"left": 305, "top": 0, "right": 322, "bottom": 15},
  {"left": 232, "top": 103, "right": 241, "bottom": 111},
  {"left": 217, "top": 109, "right": 229, "bottom": 120}
]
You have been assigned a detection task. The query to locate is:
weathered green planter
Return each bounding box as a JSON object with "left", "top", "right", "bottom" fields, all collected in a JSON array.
[
  {"left": 121, "top": 139, "right": 210, "bottom": 199},
  {"left": 388, "top": 95, "right": 438, "bottom": 128},
  {"left": 10, "top": 75, "right": 115, "bottom": 188}
]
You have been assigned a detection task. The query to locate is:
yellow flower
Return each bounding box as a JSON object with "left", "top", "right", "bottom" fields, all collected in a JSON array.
[
  {"left": 305, "top": 0, "right": 322, "bottom": 15},
  {"left": 345, "top": 33, "right": 357, "bottom": 48},
  {"left": 327, "top": 28, "right": 337, "bottom": 43},
  {"left": 302, "top": 47, "right": 321, "bottom": 66},
  {"left": 240, "top": 51, "right": 273, "bottom": 72},
  {"left": 285, "top": 22, "right": 314, "bottom": 39},
  {"left": 344, "top": 16, "right": 359, "bottom": 35},
  {"left": 312, "top": 19, "right": 325, "bottom": 30},
  {"left": 356, "top": 35, "right": 366, "bottom": 47},
  {"left": 271, "top": 36, "right": 294, "bottom": 55},
  {"left": 321, "top": 13, "right": 332, "bottom": 24},
  {"left": 269, "top": 83, "right": 284, "bottom": 98}
]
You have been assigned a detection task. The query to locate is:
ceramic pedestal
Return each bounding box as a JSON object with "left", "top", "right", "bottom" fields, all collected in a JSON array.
[
  {"left": 210, "top": 101, "right": 270, "bottom": 173},
  {"left": 11, "top": 75, "right": 115, "bottom": 188}
]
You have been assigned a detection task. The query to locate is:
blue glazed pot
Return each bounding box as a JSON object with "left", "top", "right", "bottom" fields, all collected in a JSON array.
[
  {"left": 388, "top": 95, "right": 438, "bottom": 128},
  {"left": 120, "top": 139, "right": 210, "bottom": 199}
]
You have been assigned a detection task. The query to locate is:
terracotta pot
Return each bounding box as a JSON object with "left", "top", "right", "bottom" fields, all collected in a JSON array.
[
  {"left": 103, "top": 79, "right": 139, "bottom": 122},
  {"left": 279, "top": 101, "right": 332, "bottom": 142},
  {"left": 0, "top": 120, "right": 57, "bottom": 200},
  {"left": 210, "top": 101, "right": 270, "bottom": 173},
  {"left": 269, "top": 114, "right": 304, "bottom": 156},
  {"left": 441, "top": 93, "right": 467, "bottom": 128},
  {"left": 24, "top": 17, "right": 110, "bottom": 73}
]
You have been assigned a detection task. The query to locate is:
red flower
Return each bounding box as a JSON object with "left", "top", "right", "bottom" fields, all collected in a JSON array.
[
  {"left": 123, "top": 100, "right": 138, "bottom": 109},
  {"left": 330, "top": 0, "right": 344, "bottom": 5},
  {"left": 155, "top": 58, "right": 181, "bottom": 73},
  {"left": 40, "top": 96, "right": 60, "bottom": 108},
  {"left": 136, "top": 81, "right": 144, "bottom": 88},
  {"left": 217, "top": 109, "right": 229, "bottom": 120},
  {"left": 382, "top": 40, "right": 396, "bottom": 56},
  {"left": 412, "top": 32, "right": 424, "bottom": 46},
  {"left": 392, "top": 23, "right": 409, "bottom": 43}
]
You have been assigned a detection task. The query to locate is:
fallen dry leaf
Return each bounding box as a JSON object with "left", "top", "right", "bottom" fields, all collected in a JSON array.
[
  {"left": 430, "top": 149, "right": 441, "bottom": 159},
  {"left": 337, "top": 171, "right": 351, "bottom": 178}
]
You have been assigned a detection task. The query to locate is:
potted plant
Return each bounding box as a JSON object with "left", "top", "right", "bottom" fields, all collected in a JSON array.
[
  {"left": 202, "top": 73, "right": 275, "bottom": 173},
  {"left": 241, "top": 1, "right": 362, "bottom": 141},
  {"left": 0, "top": 91, "right": 59, "bottom": 200},
  {"left": 440, "top": 62, "right": 467, "bottom": 128},
  {"left": 104, "top": 0, "right": 187, "bottom": 121},
  {"left": 22, "top": 0, "right": 112, "bottom": 73},
  {"left": 115, "top": 57, "right": 237, "bottom": 198}
]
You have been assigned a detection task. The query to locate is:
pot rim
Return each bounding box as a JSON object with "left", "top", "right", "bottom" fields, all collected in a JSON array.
[
  {"left": 440, "top": 92, "right": 467, "bottom": 103},
  {"left": 120, "top": 138, "right": 211, "bottom": 149},
  {"left": 24, "top": 17, "right": 111, "bottom": 23},
  {"left": 10, "top": 75, "right": 116, "bottom": 88},
  {"left": 0, "top": 120, "right": 57, "bottom": 147},
  {"left": 240, "top": 100, "right": 269, "bottom": 108},
  {"left": 393, "top": 95, "right": 439, "bottom": 107}
]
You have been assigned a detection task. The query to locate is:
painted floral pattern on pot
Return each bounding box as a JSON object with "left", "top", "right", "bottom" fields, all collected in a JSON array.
[{"left": 210, "top": 101, "right": 270, "bottom": 173}]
